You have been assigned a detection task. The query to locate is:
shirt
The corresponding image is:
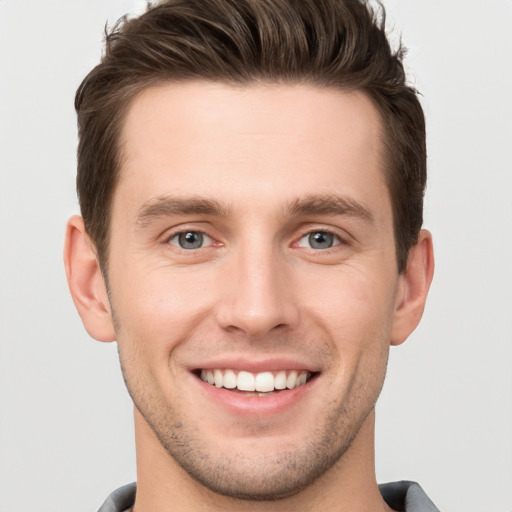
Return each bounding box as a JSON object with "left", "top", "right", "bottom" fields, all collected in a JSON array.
[{"left": 97, "top": 480, "right": 440, "bottom": 511}]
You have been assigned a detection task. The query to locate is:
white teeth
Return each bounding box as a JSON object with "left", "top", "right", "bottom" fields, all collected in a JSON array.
[
  {"left": 255, "top": 372, "right": 274, "bottom": 392},
  {"left": 214, "top": 369, "right": 223, "bottom": 387},
  {"left": 286, "top": 371, "right": 298, "bottom": 389},
  {"left": 199, "top": 369, "right": 311, "bottom": 393},
  {"left": 223, "top": 369, "right": 237, "bottom": 389},
  {"left": 237, "top": 371, "right": 255, "bottom": 391},
  {"left": 274, "top": 370, "right": 287, "bottom": 390}
]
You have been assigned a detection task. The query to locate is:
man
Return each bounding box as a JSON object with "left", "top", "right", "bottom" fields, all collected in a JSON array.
[{"left": 64, "top": 0, "right": 436, "bottom": 510}]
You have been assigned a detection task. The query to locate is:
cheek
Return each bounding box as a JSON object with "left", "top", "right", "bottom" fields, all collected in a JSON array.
[
  {"left": 110, "top": 264, "right": 226, "bottom": 396},
  {"left": 300, "top": 264, "right": 397, "bottom": 344},
  {"left": 297, "top": 264, "right": 397, "bottom": 399},
  {"left": 113, "top": 264, "right": 213, "bottom": 334}
]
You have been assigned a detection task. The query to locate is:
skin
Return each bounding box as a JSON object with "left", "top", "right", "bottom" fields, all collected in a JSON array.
[{"left": 65, "top": 82, "right": 434, "bottom": 512}]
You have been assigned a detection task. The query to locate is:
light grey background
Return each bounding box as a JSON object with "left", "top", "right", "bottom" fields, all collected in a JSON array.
[{"left": 0, "top": 1, "right": 511, "bottom": 511}]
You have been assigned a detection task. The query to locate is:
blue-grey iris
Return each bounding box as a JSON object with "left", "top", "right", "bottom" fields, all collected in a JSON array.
[
  {"left": 179, "top": 231, "right": 204, "bottom": 249},
  {"left": 309, "top": 232, "right": 334, "bottom": 249}
]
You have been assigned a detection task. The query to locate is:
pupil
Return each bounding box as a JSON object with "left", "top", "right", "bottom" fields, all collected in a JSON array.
[
  {"left": 179, "top": 231, "right": 203, "bottom": 249},
  {"left": 309, "top": 232, "right": 333, "bottom": 249}
]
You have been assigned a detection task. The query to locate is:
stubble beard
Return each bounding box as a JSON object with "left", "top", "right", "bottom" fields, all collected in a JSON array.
[
  {"left": 134, "top": 392, "right": 372, "bottom": 501},
  {"left": 110, "top": 296, "right": 388, "bottom": 502},
  {"left": 118, "top": 348, "right": 383, "bottom": 502}
]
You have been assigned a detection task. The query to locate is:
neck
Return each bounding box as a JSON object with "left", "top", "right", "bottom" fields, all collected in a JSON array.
[{"left": 132, "top": 408, "right": 393, "bottom": 512}]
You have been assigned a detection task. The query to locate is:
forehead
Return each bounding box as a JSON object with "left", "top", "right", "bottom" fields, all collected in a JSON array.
[{"left": 117, "top": 82, "right": 388, "bottom": 219}]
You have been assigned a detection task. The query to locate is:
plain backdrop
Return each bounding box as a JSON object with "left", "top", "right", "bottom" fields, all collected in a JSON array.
[{"left": 0, "top": 1, "right": 511, "bottom": 511}]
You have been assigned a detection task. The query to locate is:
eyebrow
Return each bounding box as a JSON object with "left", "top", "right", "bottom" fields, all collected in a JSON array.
[
  {"left": 136, "top": 196, "right": 230, "bottom": 227},
  {"left": 287, "top": 194, "right": 374, "bottom": 223},
  {"left": 135, "top": 193, "right": 374, "bottom": 226}
]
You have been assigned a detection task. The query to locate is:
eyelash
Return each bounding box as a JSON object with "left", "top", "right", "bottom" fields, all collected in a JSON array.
[{"left": 165, "top": 227, "right": 348, "bottom": 252}]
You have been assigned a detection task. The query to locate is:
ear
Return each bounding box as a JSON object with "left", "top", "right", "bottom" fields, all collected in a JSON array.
[
  {"left": 64, "top": 215, "right": 116, "bottom": 342},
  {"left": 390, "top": 229, "right": 434, "bottom": 346}
]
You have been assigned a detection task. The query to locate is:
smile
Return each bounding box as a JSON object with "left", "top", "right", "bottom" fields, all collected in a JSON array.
[{"left": 199, "top": 369, "right": 312, "bottom": 393}]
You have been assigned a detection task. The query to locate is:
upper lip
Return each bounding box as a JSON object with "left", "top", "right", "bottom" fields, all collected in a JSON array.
[{"left": 189, "top": 356, "right": 320, "bottom": 374}]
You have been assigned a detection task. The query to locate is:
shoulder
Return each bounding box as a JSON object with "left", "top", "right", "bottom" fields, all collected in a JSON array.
[
  {"left": 379, "top": 481, "right": 440, "bottom": 512},
  {"left": 97, "top": 483, "right": 136, "bottom": 512}
]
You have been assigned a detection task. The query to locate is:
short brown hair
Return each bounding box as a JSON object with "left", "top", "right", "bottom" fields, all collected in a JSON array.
[{"left": 75, "top": 0, "right": 426, "bottom": 273}]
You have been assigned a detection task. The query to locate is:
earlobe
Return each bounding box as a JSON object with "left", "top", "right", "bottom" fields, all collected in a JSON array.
[
  {"left": 390, "top": 229, "right": 434, "bottom": 346},
  {"left": 64, "top": 215, "right": 116, "bottom": 342}
]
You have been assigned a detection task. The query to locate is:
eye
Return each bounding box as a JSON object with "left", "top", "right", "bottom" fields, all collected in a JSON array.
[
  {"left": 168, "top": 231, "right": 212, "bottom": 250},
  {"left": 297, "top": 231, "right": 341, "bottom": 250}
]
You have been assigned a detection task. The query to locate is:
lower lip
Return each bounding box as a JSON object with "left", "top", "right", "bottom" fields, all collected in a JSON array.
[{"left": 194, "top": 375, "right": 317, "bottom": 418}]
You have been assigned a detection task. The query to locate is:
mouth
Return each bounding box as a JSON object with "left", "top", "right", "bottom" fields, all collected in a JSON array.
[
  {"left": 196, "top": 368, "right": 315, "bottom": 395},
  {"left": 191, "top": 364, "right": 320, "bottom": 417}
]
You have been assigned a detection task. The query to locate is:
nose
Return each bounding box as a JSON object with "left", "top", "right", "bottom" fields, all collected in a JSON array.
[{"left": 215, "top": 243, "right": 300, "bottom": 338}]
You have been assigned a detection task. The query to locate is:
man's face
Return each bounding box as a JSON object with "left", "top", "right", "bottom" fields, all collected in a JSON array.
[{"left": 107, "top": 82, "right": 403, "bottom": 499}]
